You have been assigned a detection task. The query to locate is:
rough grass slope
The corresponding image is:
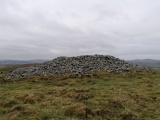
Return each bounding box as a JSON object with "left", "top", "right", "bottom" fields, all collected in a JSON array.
[{"left": 0, "top": 68, "right": 160, "bottom": 120}]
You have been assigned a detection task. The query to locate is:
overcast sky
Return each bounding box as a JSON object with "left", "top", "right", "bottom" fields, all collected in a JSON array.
[{"left": 0, "top": 0, "right": 160, "bottom": 60}]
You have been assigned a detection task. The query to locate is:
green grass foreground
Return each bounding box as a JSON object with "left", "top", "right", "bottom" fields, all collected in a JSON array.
[{"left": 0, "top": 70, "right": 160, "bottom": 120}]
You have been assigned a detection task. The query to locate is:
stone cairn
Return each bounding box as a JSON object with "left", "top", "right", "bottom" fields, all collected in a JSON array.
[{"left": 6, "top": 55, "right": 145, "bottom": 79}]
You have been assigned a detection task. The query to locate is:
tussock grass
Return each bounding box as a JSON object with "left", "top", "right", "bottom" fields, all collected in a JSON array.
[{"left": 0, "top": 69, "right": 160, "bottom": 119}]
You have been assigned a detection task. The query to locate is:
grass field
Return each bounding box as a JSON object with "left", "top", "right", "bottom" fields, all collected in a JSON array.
[{"left": 0, "top": 68, "right": 160, "bottom": 120}]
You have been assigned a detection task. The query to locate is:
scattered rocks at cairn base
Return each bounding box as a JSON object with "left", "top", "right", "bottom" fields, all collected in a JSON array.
[{"left": 6, "top": 55, "right": 149, "bottom": 79}]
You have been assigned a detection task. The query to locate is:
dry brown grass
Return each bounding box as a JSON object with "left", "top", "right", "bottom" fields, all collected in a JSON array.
[
  {"left": 64, "top": 102, "right": 91, "bottom": 119},
  {"left": 15, "top": 92, "right": 44, "bottom": 104},
  {"left": 52, "top": 88, "right": 93, "bottom": 101},
  {"left": 0, "top": 69, "right": 160, "bottom": 119}
]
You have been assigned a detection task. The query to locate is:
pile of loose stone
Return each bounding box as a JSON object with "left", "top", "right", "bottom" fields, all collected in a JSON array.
[{"left": 6, "top": 55, "right": 146, "bottom": 79}]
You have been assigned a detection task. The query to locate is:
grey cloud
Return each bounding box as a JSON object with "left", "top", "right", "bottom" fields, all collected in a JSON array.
[{"left": 0, "top": 0, "right": 160, "bottom": 60}]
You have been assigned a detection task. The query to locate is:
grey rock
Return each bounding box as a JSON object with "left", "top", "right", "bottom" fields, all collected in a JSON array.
[{"left": 6, "top": 55, "right": 149, "bottom": 79}]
